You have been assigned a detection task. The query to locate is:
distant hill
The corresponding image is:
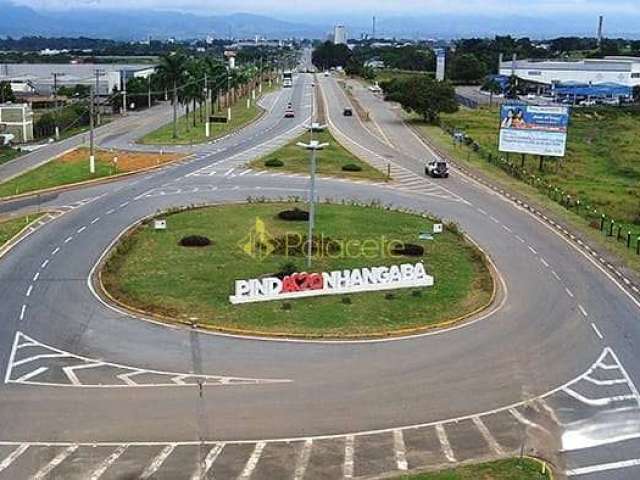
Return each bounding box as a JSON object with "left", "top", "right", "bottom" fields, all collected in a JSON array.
[{"left": 0, "top": 2, "right": 321, "bottom": 40}]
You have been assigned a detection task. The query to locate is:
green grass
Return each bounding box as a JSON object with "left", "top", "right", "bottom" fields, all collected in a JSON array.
[
  {"left": 394, "top": 458, "right": 550, "bottom": 480},
  {"left": 0, "top": 148, "right": 22, "bottom": 166},
  {"left": 0, "top": 214, "right": 43, "bottom": 247},
  {"left": 439, "top": 106, "right": 640, "bottom": 226},
  {"left": 250, "top": 129, "right": 387, "bottom": 181},
  {"left": 103, "top": 202, "right": 493, "bottom": 336},
  {"left": 140, "top": 84, "right": 277, "bottom": 146}
]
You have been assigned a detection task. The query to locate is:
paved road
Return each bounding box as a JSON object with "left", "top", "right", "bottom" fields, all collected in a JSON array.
[{"left": 0, "top": 68, "right": 638, "bottom": 480}]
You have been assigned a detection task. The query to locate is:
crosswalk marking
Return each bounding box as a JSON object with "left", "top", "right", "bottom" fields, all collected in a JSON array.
[
  {"left": 343, "top": 435, "right": 355, "bottom": 479},
  {"left": 31, "top": 444, "right": 78, "bottom": 480},
  {"left": 472, "top": 417, "right": 504, "bottom": 455},
  {"left": 293, "top": 439, "right": 313, "bottom": 480},
  {"left": 435, "top": 425, "right": 456, "bottom": 462},
  {"left": 191, "top": 443, "right": 225, "bottom": 480},
  {"left": 237, "top": 441, "right": 265, "bottom": 480},
  {"left": 140, "top": 444, "right": 176, "bottom": 479},
  {"left": 0, "top": 444, "right": 28, "bottom": 472},
  {"left": 393, "top": 429, "right": 408, "bottom": 471},
  {"left": 88, "top": 445, "right": 128, "bottom": 480}
]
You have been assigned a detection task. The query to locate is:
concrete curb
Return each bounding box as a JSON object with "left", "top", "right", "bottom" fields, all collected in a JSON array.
[
  {"left": 0, "top": 210, "right": 60, "bottom": 261},
  {"left": 92, "top": 202, "right": 500, "bottom": 342}
]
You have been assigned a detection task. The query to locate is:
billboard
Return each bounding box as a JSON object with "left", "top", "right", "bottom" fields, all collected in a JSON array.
[{"left": 498, "top": 104, "right": 569, "bottom": 157}]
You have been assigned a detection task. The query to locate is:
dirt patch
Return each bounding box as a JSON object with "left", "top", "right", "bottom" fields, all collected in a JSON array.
[{"left": 59, "top": 148, "right": 184, "bottom": 173}]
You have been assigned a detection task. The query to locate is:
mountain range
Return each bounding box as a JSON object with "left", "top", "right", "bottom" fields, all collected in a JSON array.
[{"left": 1, "top": 0, "right": 639, "bottom": 40}]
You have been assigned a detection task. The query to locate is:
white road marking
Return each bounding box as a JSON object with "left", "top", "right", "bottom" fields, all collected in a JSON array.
[
  {"left": 33, "top": 272, "right": 39, "bottom": 281},
  {"left": 76, "top": 226, "right": 86, "bottom": 234},
  {"left": 472, "top": 416, "right": 504, "bottom": 455},
  {"left": 578, "top": 305, "right": 588, "bottom": 318},
  {"left": 565, "top": 288, "right": 575, "bottom": 298},
  {"left": 238, "top": 441, "right": 266, "bottom": 479},
  {"left": 490, "top": 216, "right": 500, "bottom": 224},
  {"left": 64, "top": 236, "right": 73, "bottom": 244},
  {"left": 562, "top": 387, "right": 634, "bottom": 407},
  {"left": 62, "top": 363, "right": 103, "bottom": 386},
  {"left": 106, "top": 209, "right": 115, "bottom": 215},
  {"left": 140, "top": 444, "right": 176, "bottom": 479},
  {"left": 540, "top": 258, "right": 549, "bottom": 268},
  {"left": 88, "top": 444, "right": 128, "bottom": 480},
  {"left": 41, "top": 259, "right": 49, "bottom": 269},
  {"left": 31, "top": 444, "right": 78, "bottom": 479},
  {"left": 0, "top": 444, "right": 28, "bottom": 472},
  {"left": 566, "top": 458, "right": 640, "bottom": 476},
  {"left": 590, "top": 323, "right": 604, "bottom": 340},
  {"left": 435, "top": 424, "right": 456, "bottom": 462},
  {"left": 293, "top": 439, "right": 313, "bottom": 480},
  {"left": 583, "top": 374, "right": 625, "bottom": 386},
  {"left": 51, "top": 247, "right": 60, "bottom": 256},
  {"left": 502, "top": 225, "right": 512, "bottom": 232},
  {"left": 19, "top": 304, "right": 26, "bottom": 321},
  {"left": 343, "top": 435, "right": 355, "bottom": 478},
  {"left": 393, "top": 429, "right": 408, "bottom": 471},
  {"left": 25, "top": 285, "right": 33, "bottom": 297},
  {"left": 509, "top": 408, "right": 548, "bottom": 433},
  {"left": 515, "top": 235, "right": 525, "bottom": 243},
  {"left": 91, "top": 217, "right": 101, "bottom": 224},
  {"left": 239, "top": 169, "right": 252, "bottom": 176},
  {"left": 119, "top": 202, "right": 129, "bottom": 208},
  {"left": 191, "top": 443, "right": 225, "bottom": 480},
  {"left": 551, "top": 270, "right": 561, "bottom": 281},
  {"left": 608, "top": 348, "right": 640, "bottom": 407},
  {"left": 224, "top": 168, "right": 235, "bottom": 176},
  {"left": 14, "top": 366, "right": 48, "bottom": 383},
  {"left": 528, "top": 245, "right": 538, "bottom": 254}
]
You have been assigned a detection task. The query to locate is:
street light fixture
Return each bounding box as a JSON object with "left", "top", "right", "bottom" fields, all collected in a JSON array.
[{"left": 297, "top": 139, "right": 329, "bottom": 268}]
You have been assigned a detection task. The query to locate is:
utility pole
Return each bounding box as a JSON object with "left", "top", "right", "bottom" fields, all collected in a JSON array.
[
  {"left": 204, "top": 73, "right": 210, "bottom": 138},
  {"left": 121, "top": 71, "right": 127, "bottom": 116},
  {"left": 89, "top": 86, "right": 95, "bottom": 174},
  {"left": 52, "top": 72, "right": 64, "bottom": 140},
  {"left": 147, "top": 76, "right": 152, "bottom": 109},
  {"left": 172, "top": 79, "right": 178, "bottom": 139},
  {"left": 227, "top": 73, "right": 232, "bottom": 121},
  {"left": 94, "top": 69, "right": 105, "bottom": 126}
]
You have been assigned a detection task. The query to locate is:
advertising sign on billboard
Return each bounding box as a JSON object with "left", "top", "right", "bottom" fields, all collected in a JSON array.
[{"left": 498, "top": 104, "right": 569, "bottom": 157}]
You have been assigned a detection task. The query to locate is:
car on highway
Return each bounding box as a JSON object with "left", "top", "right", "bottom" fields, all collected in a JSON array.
[
  {"left": 284, "top": 107, "right": 295, "bottom": 118},
  {"left": 425, "top": 160, "right": 450, "bottom": 178},
  {"left": 343, "top": 107, "right": 353, "bottom": 117}
]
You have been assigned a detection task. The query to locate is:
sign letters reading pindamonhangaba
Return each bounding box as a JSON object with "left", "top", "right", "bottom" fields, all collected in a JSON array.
[
  {"left": 229, "top": 263, "right": 434, "bottom": 304},
  {"left": 499, "top": 105, "right": 570, "bottom": 157}
]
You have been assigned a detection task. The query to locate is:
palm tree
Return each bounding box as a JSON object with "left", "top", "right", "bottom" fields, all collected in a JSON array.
[
  {"left": 156, "top": 52, "right": 188, "bottom": 139},
  {"left": 203, "top": 57, "right": 228, "bottom": 113}
]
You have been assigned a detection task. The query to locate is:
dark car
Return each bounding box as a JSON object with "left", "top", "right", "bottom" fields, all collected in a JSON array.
[
  {"left": 425, "top": 160, "right": 449, "bottom": 178},
  {"left": 343, "top": 108, "right": 353, "bottom": 117},
  {"left": 284, "top": 108, "right": 295, "bottom": 118}
]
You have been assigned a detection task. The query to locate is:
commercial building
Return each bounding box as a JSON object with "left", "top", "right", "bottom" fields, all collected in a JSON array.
[
  {"left": 0, "top": 64, "right": 156, "bottom": 97},
  {"left": 333, "top": 25, "right": 347, "bottom": 45},
  {"left": 0, "top": 103, "right": 34, "bottom": 143}
]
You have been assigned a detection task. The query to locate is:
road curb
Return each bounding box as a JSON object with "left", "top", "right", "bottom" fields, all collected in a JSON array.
[
  {"left": 407, "top": 122, "right": 640, "bottom": 307},
  {"left": 92, "top": 202, "right": 501, "bottom": 342},
  {"left": 0, "top": 210, "right": 61, "bottom": 261}
]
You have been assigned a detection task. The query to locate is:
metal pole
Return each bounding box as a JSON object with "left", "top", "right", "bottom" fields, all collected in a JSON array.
[
  {"left": 53, "top": 73, "right": 60, "bottom": 140},
  {"left": 172, "top": 80, "right": 178, "bottom": 139},
  {"left": 204, "top": 73, "right": 210, "bottom": 138},
  {"left": 307, "top": 146, "right": 316, "bottom": 269},
  {"left": 148, "top": 76, "right": 152, "bottom": 109},
  {"left": 89, "top": 86, "right": 95, "bottom": 174}
]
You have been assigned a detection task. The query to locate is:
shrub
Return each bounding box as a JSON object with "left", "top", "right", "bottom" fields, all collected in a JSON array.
[
  {"left": 281, "top": 302, "right": 292, "bottom": 311},
  {"left": 265, "top": 158, "right": 284, "bottom": 167},
  {"left": 275, "top": 261, "right": 298, "bottom": 280},
  {"left": 342, "top": 163, "right": 363, "bottom": 172},
  {"left": 391, "top": 243, "right": 424, "bottom": 257},
  {"left": 341, "top": 296, "right": 352, "bottom": 305},
  {"left": 179, "top": 235, "right": 211, "bottom": 247},
  {"left": 278, "top": 208, "right": 309, "bottom": 221}
]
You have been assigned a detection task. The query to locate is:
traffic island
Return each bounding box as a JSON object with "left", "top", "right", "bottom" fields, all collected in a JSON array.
[
  {"left": 249, "top": 129, "right": 388, "bottom": 182},
  {"left": 391, "top": 458, "right": 552, "bottom": 479},
  {"left": 100, "top": 202, "right": 495, "bottom": 338}
]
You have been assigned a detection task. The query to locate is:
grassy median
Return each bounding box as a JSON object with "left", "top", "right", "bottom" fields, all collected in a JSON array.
[
  {"left": 0, "top": 148, "right": 183, "bottom": 198},
  {"left": 0, "top": 214, "right": 43, "bottom": 248},
  {"left": 394, "top": 458, "right": 550, "bottom": 480},
  {"left": 102, "top": 202, "right": 493, "bottom": 337},
  {"left": 249, "top": 129, "right": 387, "bottom": 181}
]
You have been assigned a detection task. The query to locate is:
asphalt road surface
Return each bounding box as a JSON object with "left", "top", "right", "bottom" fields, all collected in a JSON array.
[{"left": 0, "top": 67, "right": 638, "bottom": 480}]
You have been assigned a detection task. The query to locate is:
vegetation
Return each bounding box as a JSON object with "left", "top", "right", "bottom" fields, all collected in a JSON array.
[
  {"left": 312, "top": 41, "right": 353, "bottom": 70},
  {"left": 103, "top": 202, "right": 493, "bottom": 336},
  {"left": 382, "top": 76, "right": 458, "bottom": 123},
  {"left": 0, "top": 81, "right": 15, "bottom": 103},
  {"left": 393, "top": 458, "right": 550, "bottom": 480},
  {"left": 0, "top": 214, "right": 43, "bottom": 247},
  {"left": 0, "top": 148, "right": 22, "bottom": 166},
  {"left": 0, "top": 148, "right": 182, "bottom": 198},
  {"left": 250, "top": 129, "right": 387, "bottom": 181}
]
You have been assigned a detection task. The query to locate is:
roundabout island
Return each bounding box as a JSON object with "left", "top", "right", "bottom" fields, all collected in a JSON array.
[{"left": 100, "top": 202, "right": 494, "bottom": 338}]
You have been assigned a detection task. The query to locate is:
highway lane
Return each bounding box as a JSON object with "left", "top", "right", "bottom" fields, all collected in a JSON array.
[{"left": 0, "top": 72, "right": 638, "bottom": 478}]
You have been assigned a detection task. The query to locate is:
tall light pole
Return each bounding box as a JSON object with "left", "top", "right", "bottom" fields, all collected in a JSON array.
[
  {"left": 94, "top": 69, "right": 105, "bottom": 126},
  {"left": 89, "top": 86, "right": 95, "bottom": 174},
  {"left": 52, "top": 72, "right": 65, "bottom": 140}
]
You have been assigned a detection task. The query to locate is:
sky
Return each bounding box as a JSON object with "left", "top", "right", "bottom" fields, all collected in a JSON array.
[{"left": 12, "top": 0, "right": 640, "bottom": 17}]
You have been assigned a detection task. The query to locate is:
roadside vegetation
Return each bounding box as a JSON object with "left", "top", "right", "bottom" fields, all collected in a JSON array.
[
  {"left": 103, "top": 202, "right": 493, "bottom": 337},
  {"left": 249, "top": 129, "right": 387, "bottom": 181},
  {"left": 0, "top": 148, "right": 22, "bottom": 167},
  {"left": 0, "top": 148, "right": 183, "bottom": 198},
  {"left": 0, "top": 214, "right": 43, "bottom": 248},
  {"left": 393, "top": 458, "right": 550, "bottom": 480}
]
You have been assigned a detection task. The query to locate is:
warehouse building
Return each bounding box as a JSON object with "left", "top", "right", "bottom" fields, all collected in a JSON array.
[
  {"left": 0, "top": 103, "right": 34, "bottom": 143},
  {"left": 0, "top": 64, "right": 156, "bottom": 97}
]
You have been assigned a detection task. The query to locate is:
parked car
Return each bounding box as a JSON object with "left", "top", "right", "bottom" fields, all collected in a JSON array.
[
  {"left": 343, "top": 108, "right": 353, "bottom": 117},
  {"left": 425, "top": 160, "right": 449, "bottom": 178}
]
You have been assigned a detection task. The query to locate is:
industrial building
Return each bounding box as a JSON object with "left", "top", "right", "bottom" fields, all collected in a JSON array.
[
  {"left": 498, "top": 56, "right": 640, "bottom": 102},
  {"left": 0, "top": 63, "right": 156, "bottom": 97},
  {"left": 333, "top": 25, "right": 347, "bottom": 45}
]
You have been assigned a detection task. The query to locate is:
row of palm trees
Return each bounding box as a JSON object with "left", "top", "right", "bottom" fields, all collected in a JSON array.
[{"left": 154, "top": 52, "right": 273, "bottom": 139}]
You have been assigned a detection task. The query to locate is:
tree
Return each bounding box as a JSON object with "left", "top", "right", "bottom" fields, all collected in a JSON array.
[
  {"left": 312, "top": 41, "right": 352, "bottom": 70},
  {"left": 505, "top": 75, "right": 520, "bottom": 99},
  {"left": 0, "top": 81, "right": 15, "bottom": 103},
  {"left": 156, "top": 51, "right": 189, "bottom": 139},
  {"left": 450, "top": 54, "right": 487, "bottom": 83},
  {"left": 383, "top": 76, "right": 458, "bottom": 123}
]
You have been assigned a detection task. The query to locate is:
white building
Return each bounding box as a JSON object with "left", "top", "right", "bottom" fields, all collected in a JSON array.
[
  {"left": 0, "top": 103, "right": 34, "bottom": 143},
  {"left": 499, "top": 56, "right": 640, "bottom": 88},
  {"left": 333, "top": 25, "right": 347, "bottom": 45}
]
